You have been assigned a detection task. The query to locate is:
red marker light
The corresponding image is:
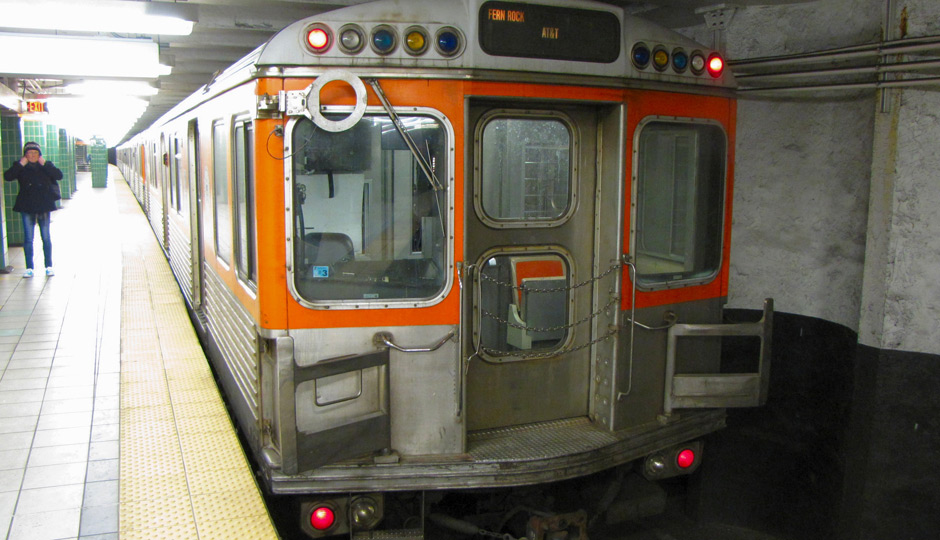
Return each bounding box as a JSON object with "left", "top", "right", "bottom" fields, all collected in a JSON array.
[
  {"left": 310, "top": 506, "right": 336, "bottom": 530},
  {"left": 707, "top": 53, "right": 724, "bottom": 78},
  {"left": 676, "top": 448, "right": 696, "bottom": 469},
  {"left": 306, "top": 26, "right": 331, "bottom": 53}
]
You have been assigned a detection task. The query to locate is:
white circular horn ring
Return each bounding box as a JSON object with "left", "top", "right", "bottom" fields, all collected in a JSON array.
[{"left": 306, "top": 70, "right": 367, "bottom": 132}]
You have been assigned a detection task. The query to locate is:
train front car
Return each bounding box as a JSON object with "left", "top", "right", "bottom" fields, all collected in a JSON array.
[{"left": 232, "top": 0, "right": 772, "bottom": 537}]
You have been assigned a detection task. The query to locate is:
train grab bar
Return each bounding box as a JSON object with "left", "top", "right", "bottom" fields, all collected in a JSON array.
[{"left": 374, "top": 331, "right": 455, "bottom": 353}]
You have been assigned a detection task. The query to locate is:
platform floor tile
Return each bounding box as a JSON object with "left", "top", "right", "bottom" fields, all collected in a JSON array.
[{"left": 0, "top": 168, "right": 278, "bottom": 540}]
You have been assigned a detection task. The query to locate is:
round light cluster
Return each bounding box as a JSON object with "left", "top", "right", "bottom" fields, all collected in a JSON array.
[
  {"left": 303, "top": 22, "right": 464, "bottom": 58},
  {"left": 631, "top": 42, "right": 724, "bottom": 78}
]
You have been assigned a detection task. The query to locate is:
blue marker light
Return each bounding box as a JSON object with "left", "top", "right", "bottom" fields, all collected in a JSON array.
[
  {"left": 372, "top": 28, "right": 395, "bottom": 53},
  {"left": 632, "top": 43, "right": 651, "bottom": 69},
  {"left": 437, "top": 30, "right": 460, "bottom": 56},
  {"left": 672, "top": 50, "right": 689, "bottom": 72}
]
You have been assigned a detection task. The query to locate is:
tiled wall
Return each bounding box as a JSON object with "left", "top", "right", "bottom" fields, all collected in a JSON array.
[
  {"left": 44, "top": 123, "right": 62, "bottom": 205},
  {"left": 3, "top": 116, "right": 24, "bottom": 245},
  {"left": 58, "top": 128, "right": 73, "bottom": 199},
  {"left": 67, "top": 134, "right": 77, "bottom": 196},
  {"left": 91, "top": 142, "right": 108, "bottom": 188},
  {"left": 0, "top": 115, "right": 11, "bottom": 268}
]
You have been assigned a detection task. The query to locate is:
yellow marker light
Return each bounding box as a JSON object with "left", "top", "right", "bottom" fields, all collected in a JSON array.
[
  {"left": 652, "top": 48, "right": 669, "bottom": 70},
  {"left": 406, "top": 30, "right": 427, "bottom": 54}
]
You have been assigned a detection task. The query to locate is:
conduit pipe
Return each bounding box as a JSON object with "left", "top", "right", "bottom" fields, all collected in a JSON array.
[
  {"left": 730, "top": 34, "right": 940, "bottom": 71},
  {"left": 740, "top": 75, "right": 940, "bottom": 94},
  {"left": 730, "top": 33, "right": 940, "bottom": 93},
  {"left": 736, "top": 58, "right": 940, "bottom": 81}
]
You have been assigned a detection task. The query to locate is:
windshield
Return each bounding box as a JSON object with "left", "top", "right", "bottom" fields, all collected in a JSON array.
[{"left": 291, "top": 114, "right": 448, "bottom": 303}]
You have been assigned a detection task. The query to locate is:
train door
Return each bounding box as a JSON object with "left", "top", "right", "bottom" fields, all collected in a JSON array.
[
  {"left": 464, "top": 103, "right": 605, "bottom": 430},
  {"left": 159, "top": 134, "right": 170, "bottom": 251},
  {"left": 187, "top": 119, "right": 205, "bottom": 309}
]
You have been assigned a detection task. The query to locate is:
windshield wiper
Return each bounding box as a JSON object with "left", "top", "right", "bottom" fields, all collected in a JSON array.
[{"left": 368, "top": 79, "right": 445, "bottom": 192}]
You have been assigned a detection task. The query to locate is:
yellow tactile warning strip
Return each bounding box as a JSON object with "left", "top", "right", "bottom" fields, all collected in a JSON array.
[{"left": 114, "top": 173, "right": 280, "bottom": 540}]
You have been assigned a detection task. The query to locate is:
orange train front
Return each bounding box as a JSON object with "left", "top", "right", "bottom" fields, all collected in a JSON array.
[{"left": 117, "top": 0, "right": 772, "bottom": 537}]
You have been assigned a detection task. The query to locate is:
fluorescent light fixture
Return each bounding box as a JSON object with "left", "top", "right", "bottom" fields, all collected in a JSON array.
[
  {"left": 0, "top": 34, "right": 171, "bottom": 78},
  {"left": 48, "top": 95, "right": 149, "bottom": 147},
  {"left": 0, "top": 1, "right": 194, "bottom": 35},
  {"left": 66, "top": 80, "right": 159, "bottom": 97}
]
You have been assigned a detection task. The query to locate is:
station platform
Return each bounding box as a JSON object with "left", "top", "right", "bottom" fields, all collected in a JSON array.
[{"left": 0, "top": 167, "right": 279, "bottom": 540}]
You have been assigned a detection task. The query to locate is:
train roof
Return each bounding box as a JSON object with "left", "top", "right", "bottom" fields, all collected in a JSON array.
[
  {"left": 129, "top": 0, "right": 733, "bottom": 142},
  {"left": 255, "top": 0, "right": 734, "bottom": 88}
]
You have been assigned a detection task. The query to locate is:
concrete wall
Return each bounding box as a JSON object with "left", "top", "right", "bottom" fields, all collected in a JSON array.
[
  {"left": 717, "top": 0, "right": 883, "bottom": 331},
  {"left": 713, "top": 0, "right": 940, "bottom": 357},
  {"left": 859, "top": 86, "right": 940, "bottom": 354},
  {"left": 729, "top": 97, "right": 873, "bottom": 329},
  {"left": 678, "top": 2, "right": 940, "bottom": 539}
]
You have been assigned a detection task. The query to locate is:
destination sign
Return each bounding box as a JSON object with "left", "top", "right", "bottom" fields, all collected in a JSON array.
[{"left": 479, "top": 1, "right": 620, "bottom": 63}]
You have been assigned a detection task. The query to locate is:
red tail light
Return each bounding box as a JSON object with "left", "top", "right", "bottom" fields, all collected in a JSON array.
[
  {"left": 676, "top": 448, "right": 696, "bottom": 469},
  {"left": 310, "top": 506, "right": 336, "bottom": 530},
  {"left": 305, "top": 24, "right": 332, "bottom": 54},
  {"left": 707, "top": 53, "right": 724, "bottom": 77}
]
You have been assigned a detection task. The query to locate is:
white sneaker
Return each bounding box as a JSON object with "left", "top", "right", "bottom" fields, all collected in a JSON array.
[
  {"left": 45, "top": 267, "right": 55, "bottom": 276},
  {"left": 23, "top": 269, "right": 33, "bottom": 278}
]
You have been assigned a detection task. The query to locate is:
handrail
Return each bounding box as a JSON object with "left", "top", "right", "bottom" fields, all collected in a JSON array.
[{"left": 374, "top": 331, "right": 455, "bottom": 353}]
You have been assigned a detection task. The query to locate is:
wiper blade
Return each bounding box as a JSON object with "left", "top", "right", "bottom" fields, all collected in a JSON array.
[{"left": 368, "top": 79, "right": 445, "bottom": 192}]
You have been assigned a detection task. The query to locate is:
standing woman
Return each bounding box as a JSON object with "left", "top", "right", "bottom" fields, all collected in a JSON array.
[{"left": 3, "top": 141, "right": 62, "bottom": 277}]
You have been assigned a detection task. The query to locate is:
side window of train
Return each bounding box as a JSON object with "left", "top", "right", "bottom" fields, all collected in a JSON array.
[
  {"left": 212, "top": 120, "right": 233, "bottom": 265},
  {"left": 289, "top": 112, "right": 450, "bottom": 305},
  {"left": 475, "top": 111, "right": 574, "bottom": 227},
  {"left": 233, "top": 118, "right": 257, "bottom": 286},
  {"left": 633, "top": 119, "right": 727, "bottom": 288}
]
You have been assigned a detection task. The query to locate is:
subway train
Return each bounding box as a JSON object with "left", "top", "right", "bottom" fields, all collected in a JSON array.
[{"left": 117, "top": 0, "right": 773, "bottom": 537}]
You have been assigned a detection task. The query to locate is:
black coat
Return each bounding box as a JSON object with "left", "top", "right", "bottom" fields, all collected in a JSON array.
[{"left": 3, "top": 160, "right": 63, "bottom": 214}]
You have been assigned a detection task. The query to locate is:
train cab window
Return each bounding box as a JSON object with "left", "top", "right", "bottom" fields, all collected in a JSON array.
[
  {"left": 478, "top": 253, "right": 570, "bottom": 358},
  {"left": 233, "top": 119, "right": 256, "bottom": 285},
  {"left": 212, "top": 120, "right": 233, "bottom": 265},
  {"left": 290, "top": 113, "right": 448, "bottom": 303},
  {"left": 478, "top": 114, "right": 573, "bottom": 225},
  {"left": 633, "top": 120, "right": 726, "bottom": 287}
]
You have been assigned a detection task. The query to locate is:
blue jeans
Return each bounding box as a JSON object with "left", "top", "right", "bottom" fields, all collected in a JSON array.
[{"left": 22, "top": 212, "right": 52, "bottom": 270}]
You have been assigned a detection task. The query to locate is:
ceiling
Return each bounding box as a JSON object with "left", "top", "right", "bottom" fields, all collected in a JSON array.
[{"left": 0, "top": 0, "right": 808, "bottom": 144}]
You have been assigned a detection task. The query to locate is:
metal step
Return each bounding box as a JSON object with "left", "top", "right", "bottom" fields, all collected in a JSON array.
[
  {"left": 353, "top": 528, "right": 423, "bottom": 539},
  {"left": 468, "top": 416, "right": 618, "bottom": 462}
]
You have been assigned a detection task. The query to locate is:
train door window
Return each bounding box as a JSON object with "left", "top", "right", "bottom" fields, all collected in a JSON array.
[
  {"left": 167, "top": 136, "right": 176, "bottom": 211},
  {"left": 151, "top": 143, "right": 160, "bottom": 191},
  {"left": 172, "top": 136, "right": 182, "bottom": 214},
  {"left": 212, "top": 120, "right": 233, "bottom": 265},
  {"left": 178, "top": 135, "right": 190, "bottom": 217},
  {"left": 476, "top": 112, "right": 574, "bottom": 227},
  {"left": 233, "top": 118, "right": 256, "bottom": 285},
  {"left": 478, "top": 253, "right": 570, "bottom": 359},
  {"left": 289, "top": 111, "right": 450, "bottom": 304},
  {"left": 633, "top": 119, "right": 726, "bottom": 287}
]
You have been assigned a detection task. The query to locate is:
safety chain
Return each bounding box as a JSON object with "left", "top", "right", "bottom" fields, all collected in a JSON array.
[
  {"left": 482, "top": 294, "right": 620, "bottom": 333},
  {"left": 474, "top": 261, "right": 622, "bottom": 360},
  {"left": 481, "top": 328, "right": 618, "bottom": 359},
  {"left": 478, "top": 261, "right": 622, "bottom": 293}
]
